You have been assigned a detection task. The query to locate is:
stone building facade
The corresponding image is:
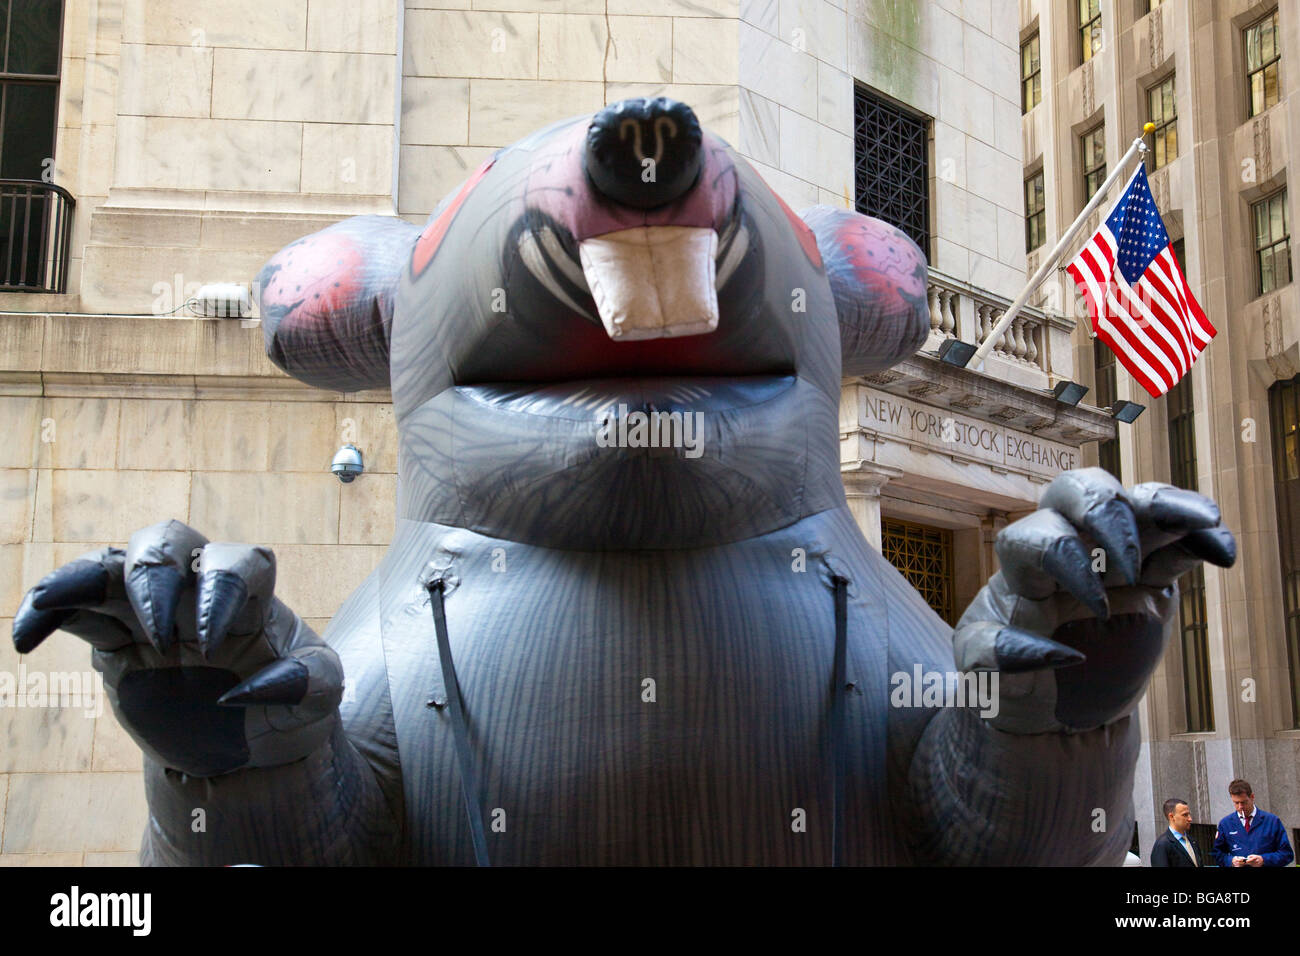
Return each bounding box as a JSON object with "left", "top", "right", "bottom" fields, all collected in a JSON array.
[
  {"left": 1022, "top": 0, "right": 1300, "bottom": 861},
  {"left": 0, "top": 0, "right": 1119, "bottom": 864}
]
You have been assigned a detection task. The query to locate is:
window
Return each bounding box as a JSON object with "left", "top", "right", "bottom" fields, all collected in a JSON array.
[
  {"left": 1146, "top": 0, "right": 1167, "bottom": 11},
  {"left": 1147, "top": 75, "right": 1177, "bottom": 170},
  {"left": 1021, "top": 33, "right": 1041, "bottom": 112},
  {"left": 854, "top": 85, "right": 929, "bottom": 255},
  {"left": 1267, "top": 374, "right": 1300, "bottom": 728},
  {"left": 1079, "top": 0, "right": 1103, "bottom": 63},
  {"left": 0, "top": 2, "right": 67, "bottom": 292},
  {"left": 1094, "top": 338, "right": 1121, "bottom": 479},
  {"left": 1082, "top": 125, "right": 1106, "bottom": 203},
  {"left": 0, "top": 1, "right": 62, "bottom": 180},
  {"left": 1253, "top": 190, "right": 1291, "bottom": 295},
  {"left": 1245, "top": 10, "right": 1281, "bottom": 118},
  {"left": 881, "top": 518, "right": 956, "bottom": 626},
  {"left": 1025, "top": 172, "right": 1045, "bottom": 251},
  {"left": 1167, "top": 372, "right": 1213, "bottom": 732}
]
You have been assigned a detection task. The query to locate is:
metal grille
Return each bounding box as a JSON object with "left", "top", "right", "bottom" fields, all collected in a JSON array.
[
  {"left": 854, "top": 85, "right": 929, "bottom": 256},
  {"left": 1167, "top": 373, "right": 1213, "bottom": 731},
  {"left": 1268, "top": 374, "right": 1300, "bottom": 728},
  {"left": 1094, "top": 338, "right": 1121, "bottom": 479},
  {"left": 881, "top": 517, "right": 955, "bottom": 625},
  {"left": 0, "top": 180, "right": 74, "bottom": 292}
]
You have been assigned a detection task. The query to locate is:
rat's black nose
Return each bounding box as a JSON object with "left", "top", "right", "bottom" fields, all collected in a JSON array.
[{"left": 584, "top": 98, "right": 703, "bottom": 209}]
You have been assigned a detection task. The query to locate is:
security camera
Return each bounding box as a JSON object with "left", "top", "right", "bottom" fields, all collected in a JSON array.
[{"left": 331, "top": 444, "right": 364, "bottom": 483}]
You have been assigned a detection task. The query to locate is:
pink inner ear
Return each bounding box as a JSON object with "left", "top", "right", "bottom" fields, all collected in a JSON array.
[
  {"left": 265, "top": 232, "right": 366, "bottom": 318},
  {"left": 412, "top": 158, "right": 496, "bottom": 278}
]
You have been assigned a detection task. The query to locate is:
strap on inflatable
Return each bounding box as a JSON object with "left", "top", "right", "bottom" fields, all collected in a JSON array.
[
  {"left": 830, "top": 575, "right": 849, "bottom": 867},
  {"left": 427, "top": 580, "right": 492, "bottom": 866}
]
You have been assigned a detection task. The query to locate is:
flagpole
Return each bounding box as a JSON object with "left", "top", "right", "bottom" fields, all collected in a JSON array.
[{"left": 967, "top": 122, "right": 1155, "bottom": 371}]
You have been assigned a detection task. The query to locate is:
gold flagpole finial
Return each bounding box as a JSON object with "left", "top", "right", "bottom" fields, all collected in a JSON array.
[{"left": 1142, "top": 122, "right": 1156, "bottom": 134}]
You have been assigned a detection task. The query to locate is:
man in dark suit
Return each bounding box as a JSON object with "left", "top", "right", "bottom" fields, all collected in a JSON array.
[{"left": 1151, "top": 798, "right": 1204, "bottom": 867}]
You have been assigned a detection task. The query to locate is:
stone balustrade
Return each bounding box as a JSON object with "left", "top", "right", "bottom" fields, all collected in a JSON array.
[{"left": 923, "top": 269, "right": 1074, "bottom": 389}]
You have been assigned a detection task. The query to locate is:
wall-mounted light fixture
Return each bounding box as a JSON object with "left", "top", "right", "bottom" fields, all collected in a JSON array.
[
  {"left": 1051, "top": 380, "right": 1089, "bottom": 406},
  {"left": 938, "top": 338, "right": 977, "bottom": 368},
  {"left": 1109, "top": 400, "right": 1145, "bottom": 424}
]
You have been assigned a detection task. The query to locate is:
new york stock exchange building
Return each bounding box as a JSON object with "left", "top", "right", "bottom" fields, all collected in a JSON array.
[
  {"left": 0, "top": 0, "right": 1194, "bottom": 864},
  {"left": 840, "top": 305, "right": 1111, "bottom": 627}
]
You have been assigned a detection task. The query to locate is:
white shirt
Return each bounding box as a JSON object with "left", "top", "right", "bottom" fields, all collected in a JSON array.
[
  {"left": 1237, "top": 807, "right": 1257, "bottom": 829},
  {"left": 1169, "top": 827, "right": 1199, "bottom": 865}
]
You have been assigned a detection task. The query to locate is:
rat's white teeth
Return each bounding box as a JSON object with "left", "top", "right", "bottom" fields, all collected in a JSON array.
[{"left": 578, "top": 226, "right": 719, "bottom": 342}]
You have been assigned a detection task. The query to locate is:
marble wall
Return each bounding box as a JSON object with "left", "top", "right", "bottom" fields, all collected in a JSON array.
[
  {"left": 0, "top": 314, "right": 393, "bottom": 865},
  {"left": 739, "top": 0, "right": 1027, "bottom": 300}
]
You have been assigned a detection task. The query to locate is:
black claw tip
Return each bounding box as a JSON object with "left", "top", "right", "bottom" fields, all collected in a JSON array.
[
  {"left": 995, "top": 627, "right": 1087, "bottom": 673},
  {"left": 1043, "top": 538, "right": 1110, "bottom": 620},
  {"left": 29, "top": 560, "right": 110, "bottom": 611},
  {"left": 1150, "top": 487, "right": 1220, "bottom": 532},
  {"left": 217, "top": 658, "right": 309, "bottom": 707},
  {"left": 197, "top": 571, "right": 249, "bottom": 659},
  {"left": 1088, "top": 498, "right": 1141, "bottom": 586},
  {"left": 125, "top": 563, "right": 185, "bottom": 654},
  {"left": 1184, "top": 526, "right": 1237, "bottom": 569},
  {"left": 12, "top": 591, "right": 75, "bottom": 654}
]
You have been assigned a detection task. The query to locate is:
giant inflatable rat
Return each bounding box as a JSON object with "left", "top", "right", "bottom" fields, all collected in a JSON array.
[{"left": 13, "top": 99, "right": 1236, "bottom": 865}]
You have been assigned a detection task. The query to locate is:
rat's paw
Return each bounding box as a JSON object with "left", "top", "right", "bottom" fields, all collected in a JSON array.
[
  {"left": 953, "top": 468, "right": 1235, "bottom": 734},
  {"left": 13, "top": 520, "right": 342, "bottom": 776}
]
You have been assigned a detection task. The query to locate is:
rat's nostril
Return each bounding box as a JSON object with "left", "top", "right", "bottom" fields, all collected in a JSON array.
[{"left": 584, "top": 97, "right": 703, "bottom": 210}]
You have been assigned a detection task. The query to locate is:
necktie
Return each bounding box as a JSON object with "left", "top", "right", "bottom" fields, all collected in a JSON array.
[
  {"left": 1244, "top": 813, "right": 1251, "bottom": 833},
  {"left": 1178, "top": 833, "right": 1197, "bottom": 865}
]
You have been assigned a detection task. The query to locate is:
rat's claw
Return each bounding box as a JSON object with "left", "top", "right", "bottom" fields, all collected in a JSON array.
[
  {"left": 1041, "top": 468, "right": 1141, "bottom": 585},
  {"left": 124, "top": 521, "right": 209, "bottom": 654},
  {"left": 1130, "top": 484, "right": 1221, "bottom": 532},
  {"left": 195, "top": 543, "right": 276, "bottom": 659},
  {"left": 996, "top": 509, "right": 1109, "bottom": 620},
  {"left": 217, "top": 646, "right": 342, "bottom": 709},
  {"left": 218, "top": 657, "right": 309, "bottom": 706},
  {"left": 954, "top": 620, "right": 1086, "bottom": 673},
  {"left": 29, "top": 559, "right": 110, "bottom": 611}
]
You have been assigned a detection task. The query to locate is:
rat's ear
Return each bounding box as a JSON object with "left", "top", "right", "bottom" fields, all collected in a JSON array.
[
  {"left": 800, "top": 205, "right": 930, "bottom": 376},
  {"left": 254, "top": 215, "right": 420, "bottom": 392}
]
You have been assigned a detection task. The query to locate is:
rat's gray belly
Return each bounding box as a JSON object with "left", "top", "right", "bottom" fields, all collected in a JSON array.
[{"left": 326, "top": 508, "right": 953, "bottom": 865}]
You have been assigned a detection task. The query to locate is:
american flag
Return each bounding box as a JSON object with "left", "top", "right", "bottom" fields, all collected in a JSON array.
[{"left": 1065, "top": 165, "right": 1215, "bottom": 398}]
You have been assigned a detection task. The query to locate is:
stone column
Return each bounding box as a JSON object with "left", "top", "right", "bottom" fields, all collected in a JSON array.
[
  {"left": 979, "top": 510, "right": 1010, "bottom": 579},
  {"left": 841, "top": 462, "right": 903, "bottom": 553}
]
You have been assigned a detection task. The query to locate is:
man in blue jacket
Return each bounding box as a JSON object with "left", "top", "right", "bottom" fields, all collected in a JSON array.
[{"left": 1212, "top": 779, "right": 1294, "bottom": 867}]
